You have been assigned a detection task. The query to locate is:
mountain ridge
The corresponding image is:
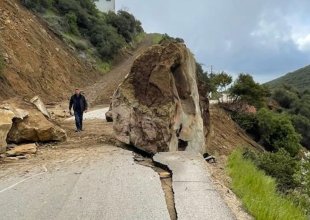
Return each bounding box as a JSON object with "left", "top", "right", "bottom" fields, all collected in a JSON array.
[{"left": 266, "top": 65, "right": 310, "bottom": 91}]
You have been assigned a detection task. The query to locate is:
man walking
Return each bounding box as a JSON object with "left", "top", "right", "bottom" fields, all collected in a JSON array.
[{"left": 69, "top": 89, "right": 88, "bottom": 132}]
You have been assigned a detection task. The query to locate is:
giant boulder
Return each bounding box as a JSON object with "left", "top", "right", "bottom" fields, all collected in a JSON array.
[
  {"left": 0, "top": 104, "right": 29, "bottom": 153},
  {"left": 2, "top": 99, "right": 67, "bottom": 144},
  {"left": 107, "top": 43, "right": 206, "bottom": 154}
]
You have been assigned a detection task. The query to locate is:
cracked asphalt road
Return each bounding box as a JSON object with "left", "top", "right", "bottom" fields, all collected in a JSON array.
[{"left": 0, "top": 146, "right": 170, "bottom": 220}]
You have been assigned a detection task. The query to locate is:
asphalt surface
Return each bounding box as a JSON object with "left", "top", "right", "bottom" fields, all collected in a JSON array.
[
  {"left": 0, "top": 147, "right": 170, "bottom": 220},
  {"left": 154, "top": 152, "right": 235, "bottom": 220}
]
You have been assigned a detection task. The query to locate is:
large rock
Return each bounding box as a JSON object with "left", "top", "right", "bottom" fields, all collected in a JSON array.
[
  {"left": 2, "top": 99, "right": 67, "bottom": 144},
  {"left": 0, "top": 104, "right": 29, "bottom": 153},
  {"left": 0, "top": 108, "right": 15, "bottom": 153},
  {"left": 30, "top": 96, "right": 51, "bottom": 118},
  {"left": 107, "top": 43, "right": 206, "bottom": 154}
]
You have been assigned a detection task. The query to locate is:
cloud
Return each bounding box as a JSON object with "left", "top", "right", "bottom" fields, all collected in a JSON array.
[{"left": 113, "top": 0, "right": 310, "bottom": 82}]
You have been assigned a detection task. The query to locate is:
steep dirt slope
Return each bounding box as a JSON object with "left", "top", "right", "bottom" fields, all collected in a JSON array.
[
  {"left": 0, "top": 0, "right": 100, "bottom": 102},
  {"left": 207, "top": 105, "right": 264, "bottom": 156},
  {"left": 83, "top": 36, "right": 154, "bottom": 106}
]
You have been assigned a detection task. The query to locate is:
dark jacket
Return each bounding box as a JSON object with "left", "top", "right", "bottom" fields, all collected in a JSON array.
[{"left": 69, "top": 94, "right": 88, "bottom": 112}]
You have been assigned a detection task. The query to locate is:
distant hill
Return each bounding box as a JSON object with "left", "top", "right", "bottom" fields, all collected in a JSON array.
[{"left": 266, "top": 65, "right": 310, "bottom": 91}]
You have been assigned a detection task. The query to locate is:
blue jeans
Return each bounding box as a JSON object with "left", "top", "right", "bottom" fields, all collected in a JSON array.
[{"left": 74, "top": 111, "right": 83, "bottom": 131}]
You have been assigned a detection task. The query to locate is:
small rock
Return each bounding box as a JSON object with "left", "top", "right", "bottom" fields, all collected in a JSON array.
[
  {"left": 134, "top": 157, "right": 145, "bottom": 162},
  {"left": 159, "top": 171, "right": 171, "bottom": 179},
  {"left": 6, "top": 143, "right": 37, "bottom": 157}
]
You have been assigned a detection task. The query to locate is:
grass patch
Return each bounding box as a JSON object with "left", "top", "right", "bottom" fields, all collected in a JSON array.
[
  {"left": 227, "top": 150, "right": 306, "bottom": 220},
  {"left": 134, "top": 32, "right": 146, "bottom": 45},
  {"left": 96, "top": 61, "right": 111, "bottom": 74},
  {"left": 62, "top": 34, "right": 89, "bottom": 51},
  {"left": 149, "top": 33, "right": 163, "bottom": 44}
]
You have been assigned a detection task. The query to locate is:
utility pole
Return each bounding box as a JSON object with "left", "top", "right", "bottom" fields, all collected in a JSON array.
[{"left": 210, "top": 65, "right": 213, "bottom": 74}]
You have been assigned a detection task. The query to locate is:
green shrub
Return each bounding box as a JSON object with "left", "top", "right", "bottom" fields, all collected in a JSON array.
[
  {"left": 90, "top": 24, "right": 125, "bottom": 59},
  {"left": 227, "top": 150, "right": 306, "bottom": 220},
  {"left": 273, "top": 88, "right": 299, "bottom": 109},
  {"left": 106, "top": 10, "right": 143, "bottom": 43},
  {"left": 292, "top": 115, "right": 310, "bottom": 149},
  {"left": 63, "top": 34, "right": 88, "bottom": 51},
  {"left": 257, "top": 108, "right": 301, "bottom": 156},
  {"left": 253, "top": 149, "right": 301, "bottom": 191},
  {"left": 23, "top": 0, "right": 144, "bottom": 60},
  {"left": 65, "top": 12, "right": 79, "bottom": 35},
  {"left": 159, "top": 33, "right": 184, "bottom": 44},
  {"left": 231, "top": 112, "right": 259, "bottom": 135},
  {"left": 97, "top": 61, "right": 111, "bottom": 74},
  {"left": 22, "top": 0, "right": 54, "bottom": 13},
  {"left": 294, "top": 153, "right": 310, "bottom": 195}
]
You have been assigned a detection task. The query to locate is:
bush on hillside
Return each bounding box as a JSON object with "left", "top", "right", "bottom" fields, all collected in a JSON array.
[
  {"left": 292, "top": 115, "right": 310, "bottom": 149},
  {"left": 231, "top": 112, "right": 259, "bottom": 137},
  {"left": 89, "top": 23, "right": 125, "bottom": 59},
  {"left": 21, "top": 0, "right": 144, "bottom": 60},
  {"left": 273, "top": 88, "right": 299, "bottom": 109},
  {"left": 22, "top": 0, "right": 53, "bottom": 12},
  {"left": 251, "top": 149, "right": 301, "bottom": 191},
  {"left": 159, "top": 34, "right": 184, "bottom": 44},
  {"left": 65, "top": 12, "right": 80, "bottom": 35},
  {"left": 257, "top": 108, "right": 301, "bottom": 156}
]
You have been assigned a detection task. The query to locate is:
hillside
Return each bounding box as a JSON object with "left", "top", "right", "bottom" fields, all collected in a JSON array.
[
  {"left": 0, "top": 0, "right": 100, "bottom": 102},
  {"left": 266, "top": 65, "right": 310, "bottom": 91}
]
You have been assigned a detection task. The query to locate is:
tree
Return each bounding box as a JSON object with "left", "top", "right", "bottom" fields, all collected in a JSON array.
[
  {"left": 230, "top": 73, "right": 269, "bottom": 108},
  {"left": 257, "top": 108, "right": 301, "bottom": 156},
  {"left": 210, "top": 71, "right": 232, "bottom": 92},
  {"left": 106, "top": 10, "right": 143, "bottom": 43},
  {"left": 196, "top": 63, "right": 214, "bottom": 94}
]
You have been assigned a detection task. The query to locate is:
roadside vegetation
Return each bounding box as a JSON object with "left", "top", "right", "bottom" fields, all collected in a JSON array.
[
  {"left": 228, "top": 150, "right": 306, "bottom": 220},
  {"left": 21, "top": 0, "right": 144, "bottom": 72},
  {"left": 196, "top": 68, "right": 310, "bottom": 216}
]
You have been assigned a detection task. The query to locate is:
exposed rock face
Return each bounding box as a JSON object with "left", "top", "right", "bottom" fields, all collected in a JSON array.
[
  {"left": 1, "top": 99, "right": 67, "bottom": 145},
  {"left": 107, "top": 43, "right": 206, "bottom": 154}
]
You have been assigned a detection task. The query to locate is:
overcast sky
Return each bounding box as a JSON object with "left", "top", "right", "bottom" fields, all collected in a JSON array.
[{"left": 113, "top": 0, "right": 310, "bottom": 82}]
